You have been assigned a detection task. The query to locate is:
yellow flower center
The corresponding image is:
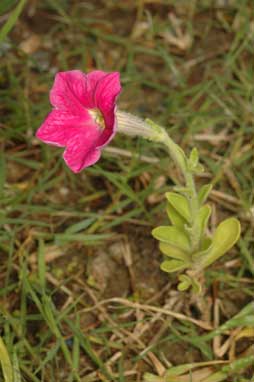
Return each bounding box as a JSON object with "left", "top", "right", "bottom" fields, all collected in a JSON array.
[{"left": 88, "top": 109, "right": 105, "bottom": 129}]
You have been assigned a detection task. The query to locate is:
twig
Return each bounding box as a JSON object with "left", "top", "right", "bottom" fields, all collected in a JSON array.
[{"left": 81, "top": 297, "right": 213, "bottom": 330}]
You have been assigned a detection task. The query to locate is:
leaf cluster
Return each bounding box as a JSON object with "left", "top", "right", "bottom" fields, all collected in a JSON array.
[{"left": 152, "top": 149, "right": 241, "bottom": 293}]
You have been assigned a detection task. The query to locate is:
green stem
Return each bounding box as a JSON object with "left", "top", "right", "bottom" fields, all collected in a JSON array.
[
  {"left": 162, "top": 133, "right": 187, "bottom": 175},
  {"left": 147, "top": 122, "right": 202, "bottom": 253},
  {"left": 185, "top": 172, "right": 201, "bottom": 252}
]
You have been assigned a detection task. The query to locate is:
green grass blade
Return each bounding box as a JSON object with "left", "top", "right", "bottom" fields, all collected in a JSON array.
[
  {"left": 38, "top": 239, "right": 46, "bottom": 292},
  {"left": 0, "top": 0, "right": 27, "bottom": 42},
  {"left": 0, "top": 337, "right": 13, "bottom": 382},
  {"left": 12, "top": 351, "right": 21, "bottom": 382},
  {"left": 0, "top": 151, "right": 5, "bottom": 197}
]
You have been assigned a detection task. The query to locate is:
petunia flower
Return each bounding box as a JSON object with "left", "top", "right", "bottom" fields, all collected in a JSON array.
[{"left": 36, "top": 70, "right": 121, "bottom": 173}]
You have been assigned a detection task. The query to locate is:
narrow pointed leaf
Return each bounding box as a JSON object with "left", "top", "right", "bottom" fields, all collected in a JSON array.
[
  {"left": 193, "top": 163, "right": 204, "bottom": 174},
  {"left": 152, "top": 226, "right": 191, "bottom": 252},
  {"left": 198, "top": 184, "right": 213, "bottom": 205},
  {"left": 159, "top": 242, "right": 190, "bottom": 261},
  {"left": 173, "top": 186, "right": 190, "bottom": 194},
  {"left": 166, "top": 362, "right": 206, "bottom": 376},
  {"left": 197, "top": 204, "right": 211, "bottom": 234},
  {"left": 165, "top": 192, "right": 191, "bottom": 223},
  {"left": 189, "top": 147, "right": 199, "bottom": 167},
  {"left": 160, "top": 259, "right": 189, "bottom": 273},
  {"left": 188, "top": 149, "right": 205, "bottom": 174},
  {"left": 203, "top": 371, "right": 227, "bottom": 382}
]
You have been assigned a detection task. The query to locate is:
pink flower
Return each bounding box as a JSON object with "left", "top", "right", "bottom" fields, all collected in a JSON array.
[{"left": 36, "top": 70, "right": 121, "bottom": 173}]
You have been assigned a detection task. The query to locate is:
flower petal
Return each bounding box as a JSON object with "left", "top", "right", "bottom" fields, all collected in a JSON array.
[
  {"left": 97, "top": 105, "right": 117, "bottom": 148},
  {"left": 63, "top": 127, "right": 101, "bottom": 173},
  {"left": 92, "top": 71, "right": 121, "bottom": 112},
  {"left": 87, "top": 71, "right": 121, "bottom": 147},
  {"left": 49, "top": 70, "right": 121, "bottom": 120},
  {"left": 50, "top": 70, "right": 88, "bottom": 114},
  {"left": 36, "top": 109, "right": 91, "bottom": 147}
]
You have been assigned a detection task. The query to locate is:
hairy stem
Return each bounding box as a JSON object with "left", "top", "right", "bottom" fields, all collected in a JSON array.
[
  {"left": 185, "top": 172, "right": 201, "bottom": 253},
  {"left": 162, "top": 132, "right": 201, "bottom": 253},
  {"left": 115, "top": 110, "right": 202, "bottom": 254}
]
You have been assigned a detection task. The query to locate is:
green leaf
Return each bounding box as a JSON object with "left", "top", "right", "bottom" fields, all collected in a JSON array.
[
  {"left": 65, "top": 218, "right": 95, "bottom": 233},
  {"left": 54, "top": 232, "right": 112, "bottom": 245},
  {"left": 165, "top": 192, "right": 191, "bottom": 223},
  {"left": 165, "top": 362, "right": 203, "bottom": 377},
  {"left": 178, "top": 275, "right": 202, "bottom": 293},
  {"left": 197, "top": 204, "right": 211, "bottom": 234},
  {"left": 152, "top": 226, "right": 191, "bottom": 252},
  {"left": 187, "top": 148, "right": 205, "bottom": 173},
  {"left": 159, "top": 242, "right": 190, "bottom": 261},
  {"left": 160, "top": 259, "right": 189, "bottom": 273},
  {"left": 195, "top": 218, "right": 241, "bottom": 268},
  {"left": 201, "top": 237, "right": 212, "bottom": 251},
  {"left": 198, "top": 184, "right": 213, "bottom": 205},
  {"left": 204, "top": 355, "right": 254, "bottom": 382},
  {"left": 189, "top": 147, "right": 199, "bottom": 168},
  {"left": 191, "top": 278, "right": 202, "bottom": 294},
  {"left": 166, "top": 203, "right": 186, "bottom": 228},
  {"left": 177, "top": 275, "right": 191, "bottom": 291},
  {"left": 173, "top": 186, "right": 190, "bottom": 194},
  {"left": 193, "top": 163, "right": 204, "bottom": 174}
]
